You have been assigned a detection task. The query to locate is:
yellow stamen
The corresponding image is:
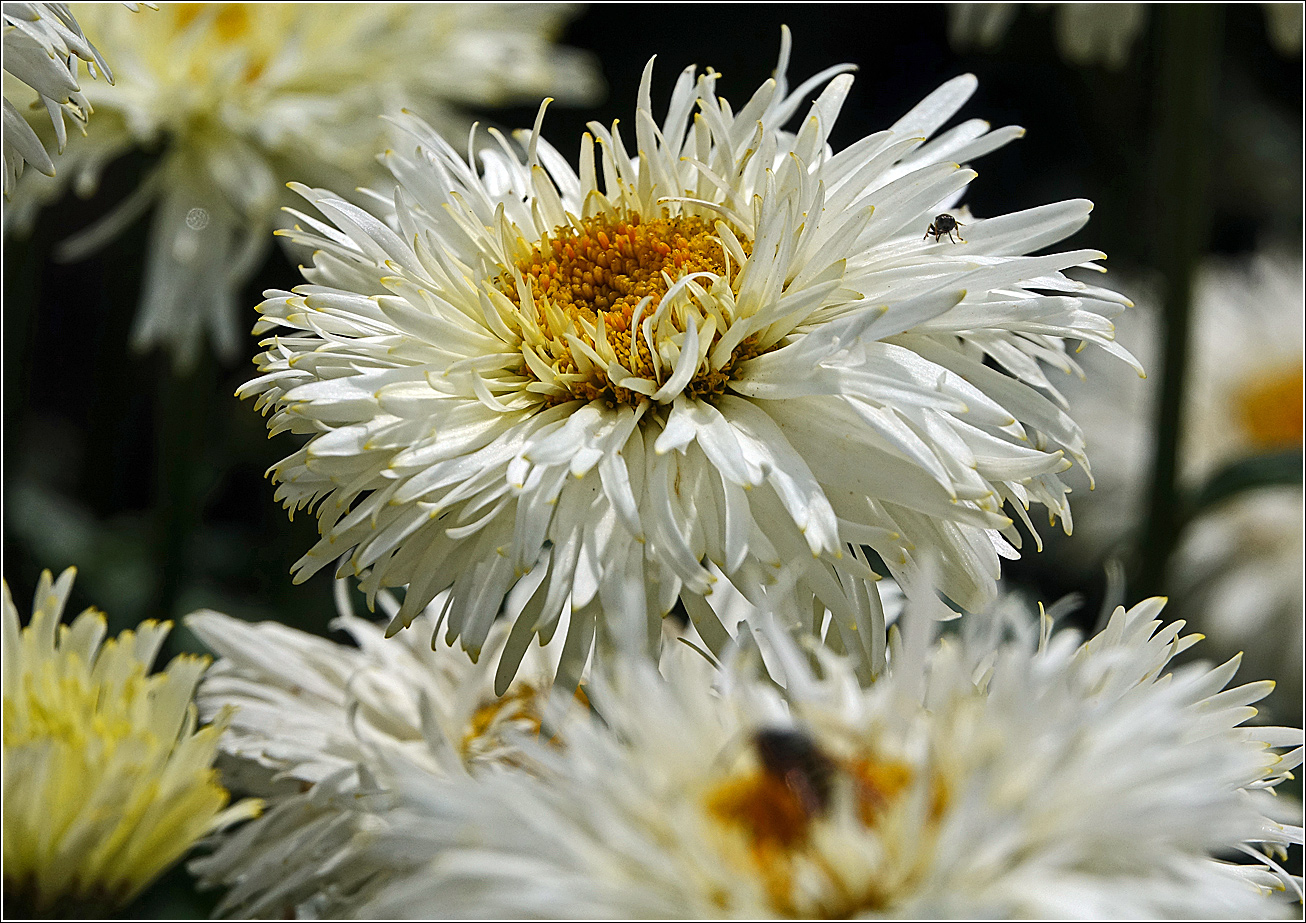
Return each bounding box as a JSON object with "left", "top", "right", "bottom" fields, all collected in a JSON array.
[{"left": 499, "top": 211, "right": 760, "bottom": 405}]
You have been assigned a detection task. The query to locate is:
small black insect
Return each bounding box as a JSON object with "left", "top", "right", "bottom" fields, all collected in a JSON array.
[
  {"left": 753, "top": 726, "right": 835, "bottom": 817},
  {"left": 924, "top": 213, "right": 964, "bottom": 244}
]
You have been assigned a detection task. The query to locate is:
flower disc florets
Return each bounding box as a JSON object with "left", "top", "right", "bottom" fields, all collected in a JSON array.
[
  {"left": 244, "top": 30, "right": 1140, "bottom": 685},
  {"left": 500, "top": 212, "right": 760, "bottom": 406}
]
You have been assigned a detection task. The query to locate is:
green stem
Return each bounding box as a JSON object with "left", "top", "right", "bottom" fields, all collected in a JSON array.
[
  {"left": 1135, "top": 4, "right": 1223, "bottom": 598},
  {"left": 151, "top": 353, "right": 214, "bottom": 629}
]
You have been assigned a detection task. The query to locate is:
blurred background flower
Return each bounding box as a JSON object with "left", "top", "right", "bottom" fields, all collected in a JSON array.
[
  {"left": 949, "top": 3, "right": 1303, "bottom": 69},
  {"left": 4, "top": 2, "right": 600, "bottom": 366},
  {"left": 1049, "top": 249, "right": 1303, "bottom": 720}
]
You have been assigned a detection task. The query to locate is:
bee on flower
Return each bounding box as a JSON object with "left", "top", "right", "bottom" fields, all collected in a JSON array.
[{"left": 323, "top": 593, "right": 1304, "bottom": 919}]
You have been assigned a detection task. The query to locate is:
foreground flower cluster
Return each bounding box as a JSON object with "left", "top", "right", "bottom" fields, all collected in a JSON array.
[
  {"left": 188, "top": 590, "right": 1304, "bottom": 918},
  {"left": 184, "top": 583, "right": 567, "bottom": 918},
  {"left": 5, "top": 16, "right": 1301, "bottom": 919},
  {"left": 243, "top": 30, "right": 1139, "bottom": 687}
]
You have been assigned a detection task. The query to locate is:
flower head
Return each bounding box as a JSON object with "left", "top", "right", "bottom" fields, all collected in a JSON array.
[
  {"left": 1, "top": 568, "right": 259, "bottom": 914},
  {"left": 5, "top": 2, "right": 599, "bottom": 366},
  {"left": 244, "top": 30, "right": 1139, "bottom": 684},
  {"left": 185, "top": 583, "right": 563, "bottom": 918},
  {"left": 2, "top": 1, "right": 111, "bottom": 194},
  {"left": 354, "top": 595, "right": 1305, "bottom": 919}
]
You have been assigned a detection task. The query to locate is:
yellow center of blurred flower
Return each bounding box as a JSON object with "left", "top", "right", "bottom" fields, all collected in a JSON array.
[
  {"left": 461, "top": 683, "right": 543, "bottom": 763},
  {"left": 175, "top": 3, "right": 254, "bottom": 41},
  {"left": 1234, "top": 361, "right": 1304, "bottom": 450},
  {"left": 705, "top": 743, "right": 932, "bottom": 917},
  {"left": 501, "top": 212, "right": 761, "bottom": 405},
  {"left": 171, "top": 3, "right": 274, "bottom": 84}
]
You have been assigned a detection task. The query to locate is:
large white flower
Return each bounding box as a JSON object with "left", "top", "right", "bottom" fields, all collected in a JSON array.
[
  {"left": 4, "top": 2, "right": 599, "bottom": 366},
  {"left": 2, "top": 568, "right": 259, "bottom": 915},
  {"left": 185, "top": 583, "right": 565, "bottom": 918},
  {"left": 2, "top": 1, "right": 110, "bottom": 194},
  {"left": 354, "top": 595, "right": 1305, "bottom": 919},
  {"left": 244, "top": 30, "right": 1139, "bottom": 684}
]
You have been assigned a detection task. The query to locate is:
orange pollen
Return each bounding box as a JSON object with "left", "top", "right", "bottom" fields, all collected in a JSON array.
[
  {"left": 705, "top": 752, "right": 930, "bottom": 917},
  {"left": 498, "top": 211, "right": 759, "bottom": 405},
  {"left": 707, "top": 769, "right": 814, "bottom": 851}
]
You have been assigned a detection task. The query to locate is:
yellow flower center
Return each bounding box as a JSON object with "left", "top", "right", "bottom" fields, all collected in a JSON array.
[
  {"left": 705, "top": 742, "right": 936, "bottom": 917},
  {"left": 174, "top": 3, "right": 255, "bottom": 41},
  {"left": 1234, "top": 361, "right": 1304, "bottom": 450},
  {"left": 170, "top": 3, "right": 274, "bottom": 84},
  {"left": 501, "top": 212, "right": 761, "bottom": 405},
  {"left": 461, "top": 683, "right": 543, "bottom": 764}
]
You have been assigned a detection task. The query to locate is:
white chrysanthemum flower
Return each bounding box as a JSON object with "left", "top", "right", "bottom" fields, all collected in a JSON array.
[
  {"left": 1, "top": 567, "right": 259, "bottom": 915},
  {"left": 2, "top": 1, "right": 111, "bottom": 194},
  {"left": 5, "top": 2, "right": 599, "bottom": 367},
  {"left": 243, "top": 31, "right": 1139, "bottom": 685},
  {"left": 355, "top": 594, "right": 1305, "bottom": 920},
  {"left": 185, "top": 582, "right": 565, "bottom": 918}
]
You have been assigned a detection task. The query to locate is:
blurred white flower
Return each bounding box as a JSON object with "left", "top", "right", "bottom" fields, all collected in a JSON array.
[
  {"left": 950, "top": 3, "right": 1303, "bottom": 68},
  {"left": 949, "top": 3, "right": 1147, "bottom": 70},
  {"left": 1170, "top": 487, "right": 1304, "bottom": 722},
  {"left": 243, "top": 29, "right": 1137, "bottom": 686},
  {"left": 2, "top": 1, "right": 110, "bottom": 194},
  {"left": 1264, "top": 2, "right": 1305, "bottom": 54},
  {"left": 4, "top": 2, "right": 599, "bottom": 367},
  {"left": 1057, "top": 250, "right": 1303, "bottom": 709},
  {"left": 185, "top": 581, "right": 563, "bottom": 918},
  {"left": 2, "top": 567, "right": 259, "bottom": 914},
  {"left": 353, "top": 594, "right": 1304, "bottom": 919}
]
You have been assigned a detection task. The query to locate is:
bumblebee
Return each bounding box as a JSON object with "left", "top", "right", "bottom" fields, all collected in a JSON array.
[{"left": 753, "top": 726, "right": 835, "bottom": 817}]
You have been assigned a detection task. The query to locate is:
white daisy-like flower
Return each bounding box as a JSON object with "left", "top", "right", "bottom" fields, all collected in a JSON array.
[
  {"left": 2, "top": 567, "right": 259, "bottom": 915},
  {"left": 4, "top": 2, "right": 599, "bottom": 366},
  {"left": 354, "top": 593, "right": 1305, "bottom": 920},
  {"left": 2, "top": 1, "right": 111, "bottom": 194},
  {"left": 243, "top": 30, "right": 1139, "bottom": 685},
  {"left": 185, "top": 582, "right": 565, "bottom": 918},
  {"left": 949, "top": 3, "right": 1148, "bottom": 70}
]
